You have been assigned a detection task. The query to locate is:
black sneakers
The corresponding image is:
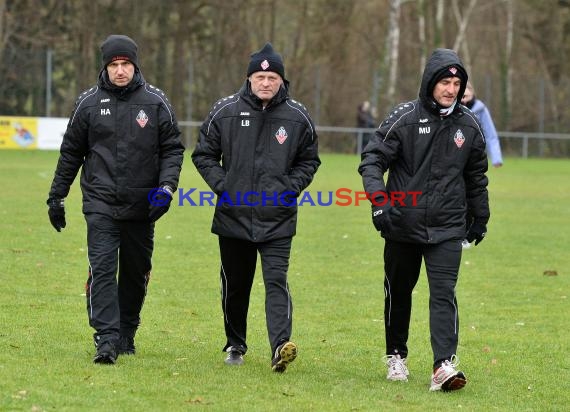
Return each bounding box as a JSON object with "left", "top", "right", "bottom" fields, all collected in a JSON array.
[
  {"left": 117, "top": 336, "right": 136, "bottom": 355},
  {"left": 93, "top": 341, "right": 117, "bottom": 364},
  {"left": 271, "top": 341, "right": 297, "bottom": 373}
]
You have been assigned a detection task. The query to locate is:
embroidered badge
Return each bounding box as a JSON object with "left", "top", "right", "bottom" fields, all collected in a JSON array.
[
  {"left": 449, "top": 67, "right": 458, "bottom": 75},
  {"left": 261, "top": 59, "right": 270, "bottom": 70},
  {"left": 136, "top": 110, "right": 148, "bottom": 128},
  {"left": 275, "top": 126, "right": 288, "bottom": 144},
  {"left": 454, "top": 129, "right": 465, "bottom": 148}
]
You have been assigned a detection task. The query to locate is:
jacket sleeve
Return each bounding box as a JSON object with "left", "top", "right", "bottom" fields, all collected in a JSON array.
[
  {"left": 48, "top": 105, "right": 89, "bottom": 200},
  {"left": 191, "top": 114, "right": 227, "bottom": 195},
  {"left": 357, "top": 118, "right": 400, "bottom": 204},
  {"left": 288, "top": 122, "right": 320, "bottom": 195},
  {"left": 464, "top": 130, "right": 490, "bottom": 223},
  {"left": 157, "top": 102, "right": 184, "bottom": 190}
]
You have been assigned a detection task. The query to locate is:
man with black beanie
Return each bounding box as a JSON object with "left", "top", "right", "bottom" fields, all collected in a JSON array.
[
  {"left": 47, "top": 34, "right": 184, "bottom": 364},
  {"left": 358, "top": 48, "right": 489, "bottom": 391},
  {"left": 192, "top": 42, "right": 320, "bottom": 372}
]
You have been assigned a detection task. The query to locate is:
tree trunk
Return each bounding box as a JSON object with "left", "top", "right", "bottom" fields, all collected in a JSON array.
[
  {"left": 503, "top": 0, "right": 514, "bottom": 130},
  {"left": 417, "top": 0, "right": 427, "bottom": 73},
  {"left": 386, "top": 0, "right": 401, "bottom": 108},
  {"left": 452, "top": 0, "right": 477, "bottom": 72}
]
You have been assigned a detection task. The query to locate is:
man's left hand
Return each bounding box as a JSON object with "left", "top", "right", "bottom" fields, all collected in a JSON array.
[
  {"left": 466, "top": 220, "right": 487, "bottom": 245},
  {"left": 148, "top": 186, "right": 173, "bottom": 222}
]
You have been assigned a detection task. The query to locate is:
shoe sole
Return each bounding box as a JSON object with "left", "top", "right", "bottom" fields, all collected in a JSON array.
[
  {"left": 430, "top": 371, "right": 467, "bottom": 391},
  {"left": 224, "top": 357, "right": 244, "bottom": 366},
  {"left": 225, "top": 360, "right": 244, "bottom": 366},
  {"left": 442, "top": 372, "right": 467, "bottom": 391},
  {"left": 387, "top": 375, "right": 408, "bottom": 382},
  {"left": 272, "top": 342, "right": 297, "bottom": 373},
  {"left": 93, "top": 354, "right": 117, "bottom": 364}
]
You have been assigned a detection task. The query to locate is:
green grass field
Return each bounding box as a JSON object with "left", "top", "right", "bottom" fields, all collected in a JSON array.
[{"left": 1, "top": 150, "right": 569, "bottom": 411}]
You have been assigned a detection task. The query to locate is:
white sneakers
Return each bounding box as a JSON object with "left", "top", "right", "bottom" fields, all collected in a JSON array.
[
  {"left": 385, "top": 354, "right": 409, "bottom": 381},
  {"left": 429, "top": 355, "right": 467, "bottom": 392},
  {"left": 385, "top": 353, "right": 467, "bottom": 391}
]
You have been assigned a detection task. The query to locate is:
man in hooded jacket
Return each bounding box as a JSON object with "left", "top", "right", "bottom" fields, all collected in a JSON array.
[
  {"left": 192, "top": 42, "right": 320, "bottom": 372},
  {"left": 47, "top": 34, "right": 184, "bottom": 364},
  {"left": 358, "top": 48, "right": 489, "bottom": 391}
]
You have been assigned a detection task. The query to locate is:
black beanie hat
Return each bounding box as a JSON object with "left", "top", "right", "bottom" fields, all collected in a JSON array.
[
  {"left": 246, "top": 43, "right": 285, "bottom": 80},
  {"left": 101, "top": 35, "right": 139, "bottom": 69},
  {"left": 430, "top": 65, "right": 467, "bottom": 92}
]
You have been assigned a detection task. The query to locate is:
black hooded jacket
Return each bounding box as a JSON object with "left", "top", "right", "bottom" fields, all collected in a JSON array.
[
  {"left": 358, "top": 48, "right": 489, "bottom": 244},
  {"left": 192, "top": 80, "right": 320, "bottom": 242},
  {"left": 49, "top": 69, "right": 184, "bottom": 220}
]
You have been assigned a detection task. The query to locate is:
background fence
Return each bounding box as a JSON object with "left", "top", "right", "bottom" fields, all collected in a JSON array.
[{"left": 178, "top": 121, "right": 570, "bottom": 158}]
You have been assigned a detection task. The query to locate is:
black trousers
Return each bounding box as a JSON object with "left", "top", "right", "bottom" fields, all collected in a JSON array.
[
  {"left": 383, "top": 239, "right": 462, "bottom": 367},
  {"left": 85, "top": 213, "right": 154, "bottom": 345},
  {"left": 218, "top": 236, "right": 293, "bottom": 356}
]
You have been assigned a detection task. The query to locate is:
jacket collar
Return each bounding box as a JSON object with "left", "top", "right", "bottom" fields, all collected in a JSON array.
[{"left": 98, "top": 69, "right": 145, "bottom": 97}]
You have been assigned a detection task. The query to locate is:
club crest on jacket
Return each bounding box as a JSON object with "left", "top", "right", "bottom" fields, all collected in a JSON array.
[
  {"left": 275, "top": 126, "right": 288, "bottom": 144},
  {"left": 454, "top": 129, "right": 465, "bottom": 148},
  {"left": 136, "top": 110, "right": 148, "bottom": 128}
]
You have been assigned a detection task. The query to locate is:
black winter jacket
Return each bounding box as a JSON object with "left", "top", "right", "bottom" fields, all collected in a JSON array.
[
  {"left": 192, "top": 80, "right": 320, "bottom": 242},
  {"left": 358, "top": 48, "right": 489, "bottom": 244},
  {"left": 49, "top": 70, "right": 184, "bottom": 220}
]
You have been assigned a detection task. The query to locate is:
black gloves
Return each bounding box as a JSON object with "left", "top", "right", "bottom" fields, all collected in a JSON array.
[
  {"left": 466, "top": 220, "right": 487, "bottom": 246},
  {"left": 47, "top": 198, "right": 66, "bottom": 232},
  {"left": 372, "top": 206, "right": 392, "bottom": 235},
  {"left": 148, "top": 185, "right": 174, "bottom": 222}
]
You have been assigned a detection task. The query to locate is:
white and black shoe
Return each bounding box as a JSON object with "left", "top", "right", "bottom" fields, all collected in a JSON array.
[
  {"left": 224, "top": 346, "right": 245, "bottom": 366},
  {"left": 430, "top": 355, "right": 467, "bottom": 391}
]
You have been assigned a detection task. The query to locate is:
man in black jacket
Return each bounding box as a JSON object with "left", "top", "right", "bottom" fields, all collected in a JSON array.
[
  {"left": 358, "top": 48, "right": 489, "bottom": 391},
  {"left": 47, "top": 34, "right": 184, "bottom": 364},
  {"left": 192, "top": 43, "right": 320, "bottom": 372}
]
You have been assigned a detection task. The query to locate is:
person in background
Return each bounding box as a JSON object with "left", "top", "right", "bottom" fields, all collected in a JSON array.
[
  {"left": 358, "top": 48, "right": 489, "bottom": 391},
  {"left": 461, "top": 81, "right": 503, "bottom": 167},
  {"left": 192, "top": 42, "right": 320, "bottom": 372},
  {"left": 356, "top": 100, "right": 377, "bottom": 152},
  {"left": 47, "top": 34, "right": 184, "bottom": 364}
]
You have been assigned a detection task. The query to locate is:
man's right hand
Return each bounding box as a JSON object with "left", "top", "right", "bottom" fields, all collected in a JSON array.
[
  {"left": 47, "top": 198, "right": 66, "bottom": 232},
  {"left": 372, "top": 206, "right": 392, "bottom": 235}
]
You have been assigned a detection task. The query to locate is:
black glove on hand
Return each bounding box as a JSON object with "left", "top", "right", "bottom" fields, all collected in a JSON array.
[
  {"left": 372, "top": 206, "right": 392, "bottom": 235},
  {"left": 148, "top": 186, "right": 173, "bottom": 222},
  {"left": 466, "top": 220, "right": 487, "bottom": 245},
  {"left": 47, "top": 198, "right": 66, "bottom": 232}
]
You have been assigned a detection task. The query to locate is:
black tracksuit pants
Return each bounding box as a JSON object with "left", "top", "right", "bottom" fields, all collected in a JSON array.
[
  {"left": 85, "top": 213, "right": 153, "bottom": 346},
  {"left": 383, "top": 239, "right": 462, "bottom": 368},
  {"left": 218, "top": 236, "right": 293, "bottom": 356}
]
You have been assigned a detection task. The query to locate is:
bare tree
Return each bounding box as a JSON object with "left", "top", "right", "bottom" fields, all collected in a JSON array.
[
  {"left": 503, "top": 0, "right": 514, "bottom": 129},
  {"left": 385, "top": 0, "right": 402, "bottom": 107},
  {"left": 435, "top": 0, "right": 444, "bottom": 47},
  {"left": 0, "top": 0, "right": 10, "bottom": 55},
  {"left": 451, "top": 0, "right": 478, "bottom": 71},
  {"left": 417, "top": 0, "right": 427, "bottom": 72}
]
